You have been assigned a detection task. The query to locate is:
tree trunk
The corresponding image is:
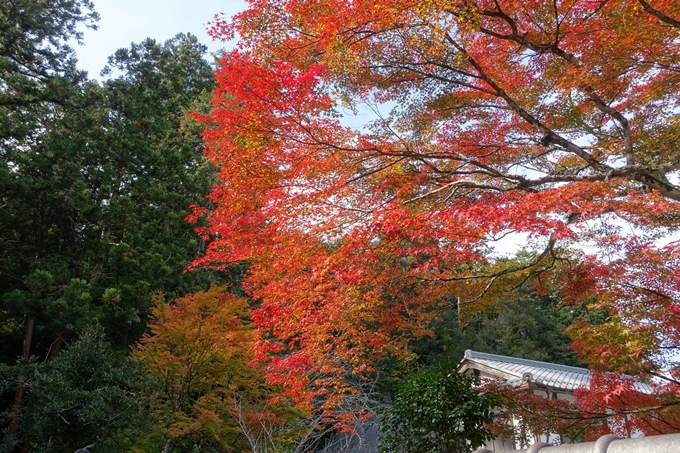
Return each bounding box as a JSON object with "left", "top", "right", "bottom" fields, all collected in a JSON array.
[
  {"left": 47, "top": 330, "right": 65, "bottom": 362},
  {"left": 7, "top": 317, "right": 35, "bottom": 436}
]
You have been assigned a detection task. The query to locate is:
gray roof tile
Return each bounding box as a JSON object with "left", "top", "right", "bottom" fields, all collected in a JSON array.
[{"left": 460, "top": 350, "right": 653, "bottom": 393}]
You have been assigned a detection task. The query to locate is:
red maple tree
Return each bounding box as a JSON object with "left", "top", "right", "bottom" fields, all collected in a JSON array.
[{"left": 192, "top": 0, "right": 680, "bottom": 429}]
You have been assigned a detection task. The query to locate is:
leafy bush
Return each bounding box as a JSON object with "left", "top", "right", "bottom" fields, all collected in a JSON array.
[{"left": 378, "top": 365, "right": 497, "bottom": 453}]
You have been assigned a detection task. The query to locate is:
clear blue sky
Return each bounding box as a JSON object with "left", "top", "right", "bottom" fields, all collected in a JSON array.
[{"left": 76, "top": 0, "right": 247, "bottom": 78}]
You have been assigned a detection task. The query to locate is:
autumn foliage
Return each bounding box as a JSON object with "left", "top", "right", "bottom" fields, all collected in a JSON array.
[
  {"left": 486, "top": 374, "right": 680, "bottom": 444},
  {"left": 133, "top": 286, "right": 279, "bottom": 451},
  {"left": 194, "top": 0, "right": 680, "bottom": 430}
]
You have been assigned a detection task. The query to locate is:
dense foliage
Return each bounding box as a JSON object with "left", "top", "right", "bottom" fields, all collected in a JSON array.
[
  {"left": 198, "top": 0, "right": 680, "bottom": 429},
  {"left": 0, "top": 331, "right": 151, "bottom": 453},
  {"left": 0, "top": 0, "right": 98, "bottom": 144},
  {"left": 133, "top": 286, "right": 266, "bottom": 453},
  {"left": 414, "top": 290, "right": 595, "bottom": 369},
  {"left": 0, "top": 1, "right": 234, "bottom": 450},
  {"left": 378, "top": 365, "right": 497, "bottom": 453},
  {"left": 2, "top": 0, "right": 680, "bottom": 450},
  {"left": 0, "top": 31, "right": 217, "bottom": 360}
]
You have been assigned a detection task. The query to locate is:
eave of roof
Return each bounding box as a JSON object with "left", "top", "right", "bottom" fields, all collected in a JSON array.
[
  {"left": 459, "top": 350, "right": 592, "bottom": 392},
  {"left": 459, "top": 350, "right": 654, "bottom": 394}
]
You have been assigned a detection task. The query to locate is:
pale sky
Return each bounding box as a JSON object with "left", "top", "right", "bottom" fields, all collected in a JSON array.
[{"left": 76, "top": 0, "right": 247, "bottom": 78}]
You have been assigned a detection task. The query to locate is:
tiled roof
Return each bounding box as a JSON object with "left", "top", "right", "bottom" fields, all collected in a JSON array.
[
  {"left": 459, "top": 350, "right": 653, "bottom": 394},
  {"left": 321, "top": 416, "right": 382, "bottom": 453}
]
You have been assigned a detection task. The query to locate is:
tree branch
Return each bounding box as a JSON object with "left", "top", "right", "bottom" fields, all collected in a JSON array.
[{"left": 638, "top": 0, "right": 680, "bottom": 29}]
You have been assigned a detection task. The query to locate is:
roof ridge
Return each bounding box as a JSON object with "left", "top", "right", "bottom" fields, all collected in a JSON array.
[{"left": 463, "top": 349, "right": 591, "bottom": 375}]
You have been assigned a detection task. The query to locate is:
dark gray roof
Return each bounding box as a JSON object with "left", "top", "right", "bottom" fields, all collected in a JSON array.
[
  {"left": 459, "top": 350, "right": 653, "bottom": 394},
  {"left": 320, "top": 416, "right": 382, "bottom": 453}
]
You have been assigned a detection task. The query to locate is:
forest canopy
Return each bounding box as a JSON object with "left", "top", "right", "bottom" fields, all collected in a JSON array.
[
  {"left": 2, "top": 0, "right": 680, "bottom": 451},
  {"left": 196, "top": 0, "right": 680, "bottom": 435}
]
